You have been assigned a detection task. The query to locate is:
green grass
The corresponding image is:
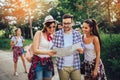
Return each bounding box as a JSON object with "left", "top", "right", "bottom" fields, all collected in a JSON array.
[{"left": 23, "top": 39, "right": 33, "bottom": 47}]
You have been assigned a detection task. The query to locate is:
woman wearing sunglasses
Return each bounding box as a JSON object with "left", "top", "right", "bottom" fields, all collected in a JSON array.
[{"left": 28, "top": 15, "right": 56, "bottom": 80}]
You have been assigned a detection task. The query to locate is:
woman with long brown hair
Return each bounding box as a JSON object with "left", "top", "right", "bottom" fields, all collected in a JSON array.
[{"left": 82, "top": 19, "right": 107, "bottom": 80}]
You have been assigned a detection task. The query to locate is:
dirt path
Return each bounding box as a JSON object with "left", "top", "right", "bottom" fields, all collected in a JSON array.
[
  {"left": 0, "top": 50, "right": 59, "bottom": 80},
  {"left": 0, "top": 49, "right": 84, "bottom": 80}
]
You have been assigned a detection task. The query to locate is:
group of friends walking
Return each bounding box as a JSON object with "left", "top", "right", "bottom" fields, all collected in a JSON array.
[{"left": 10, "top": 13, "right": 107, "bottom": 80}]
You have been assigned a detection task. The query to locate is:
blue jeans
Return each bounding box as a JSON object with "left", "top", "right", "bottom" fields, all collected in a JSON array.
[{"left": 35, "top": 63, "right": 53, "bottom": 80}]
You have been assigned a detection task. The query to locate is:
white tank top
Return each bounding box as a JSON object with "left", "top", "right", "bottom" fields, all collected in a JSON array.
[
  {"left": 38, "top": 32, "right": 53, "bottom": 58},
  {"left": 84, "top": 41, "right": 96, "bottom": 61}
]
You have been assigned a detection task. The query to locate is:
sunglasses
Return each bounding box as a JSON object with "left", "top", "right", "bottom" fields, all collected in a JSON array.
[{"left": 48, "top": 26, "right": 56, "bottom": 29}]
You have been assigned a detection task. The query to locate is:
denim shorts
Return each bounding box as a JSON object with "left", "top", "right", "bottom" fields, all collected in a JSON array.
[
  {"left": 35, "top": 63, "right": 53, "bottom": 80},
  {"left": 21, "top": 48, "right": 25, "bottom": 54}
]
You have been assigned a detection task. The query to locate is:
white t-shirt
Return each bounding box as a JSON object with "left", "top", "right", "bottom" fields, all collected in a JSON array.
[
  {"left": 63, "top": 32, "right": 74, "bottom": 66},
  {"left": 11, "top": 36, "right": 23, "bottom": 47}
]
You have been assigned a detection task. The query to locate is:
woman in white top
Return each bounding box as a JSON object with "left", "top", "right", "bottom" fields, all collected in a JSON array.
[
  {"left": 10, "top": 28, "right": 27, "bottom": 76},
  {"left": 28, "top": 15, "right": 56, "bottom": 80},
  {"left": 82, "top": 19, "right": 107, "bottom": 80}
]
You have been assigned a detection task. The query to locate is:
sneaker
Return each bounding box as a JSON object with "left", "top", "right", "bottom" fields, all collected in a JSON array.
[
  {"left": 24, "top": 71, "right": 28, "bottom": 74},
  {"left": 14, "top": 72, "right": 18, "bottom": 76}
]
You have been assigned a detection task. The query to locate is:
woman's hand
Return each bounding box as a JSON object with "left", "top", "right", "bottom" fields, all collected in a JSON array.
[
  {"left": 92, "top": 69, "right": 98, "bottom": 79},
  {"left": 77, "top": 48, "right": 84, "bottom": 54},
  {"left": 48, "top": 50, "right": 56, "bottom": 56}
]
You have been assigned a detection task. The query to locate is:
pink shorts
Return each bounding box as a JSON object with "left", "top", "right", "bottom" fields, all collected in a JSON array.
[{"left": 13, "top": 46, "right": 22, "bottom": 63}]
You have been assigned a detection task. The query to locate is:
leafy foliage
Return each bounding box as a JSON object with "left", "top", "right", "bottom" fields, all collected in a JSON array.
[
  {"left": 101, "top": 34, "right": 120, "bottom": 80},
  {"left": 0, "top": 38, "right": 32, "bottom": 50}
]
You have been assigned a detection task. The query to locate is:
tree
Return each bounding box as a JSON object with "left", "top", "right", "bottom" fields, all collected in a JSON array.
[
  {"left": 53, "top": 0, "right": 107, "bottom": 24},
  {"left": 0, "top": 0, "right": 58, "bottom": 38},
  {"left": 52, "top": 0, "right": 120, "bottom": 34}
]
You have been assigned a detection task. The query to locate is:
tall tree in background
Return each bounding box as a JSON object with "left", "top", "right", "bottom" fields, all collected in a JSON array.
[
  {"left": 55, "top": 0, "right": 107, "bottom": 23},
  {"left": 112, "top": 0, "right": 120, "bottom": 33}
]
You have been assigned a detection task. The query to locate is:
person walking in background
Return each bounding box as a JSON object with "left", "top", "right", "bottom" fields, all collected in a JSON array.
[
  {"left": 75, "top": 27, "right": 81, "bottom": 32},
  {"left": 10, "top": 28, "right": 27, "bottom": 76},
  {"left": 52, "top": 14, "right": 84, "bottom": 80},
  {"left": 56, "top": 22, "right": 63, "bottom": 31},
  {"left": 28, "top": 15, "right": 56, "bottom": 80},
  {"left": 82, "top": 19, "right": 107, "bottom": 80}
]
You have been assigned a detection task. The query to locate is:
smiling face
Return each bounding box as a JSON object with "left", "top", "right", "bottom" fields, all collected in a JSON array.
[
  {"left": 15, "top": 28, "right": 21, "bottom": 36},
  {"left": 63, "top": 18, "right": 72, "bottom": 32},
  {"left": 46, "top": 22, "right": 55, "bottom": 34},
  {"left": 82, "top": 22, "right": 91, "bottom": 35}
]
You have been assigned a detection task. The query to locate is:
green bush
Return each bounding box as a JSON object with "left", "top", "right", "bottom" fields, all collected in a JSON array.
[
  {"left": 23, "top": 39, "right": 33, "bottom": 46},
  {"left": 101, "top": 34, "right": 120, "bottom": 80},
  {"left": 0, "top": 38, "right": 32, "bottom": 50},
  {"left": 0, "top": 38, "right": 11, "bottom": 50}
]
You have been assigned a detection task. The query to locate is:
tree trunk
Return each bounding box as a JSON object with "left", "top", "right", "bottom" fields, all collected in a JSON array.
[
  {"left": 107, "top": 0, "right": 112, "bottom": 38},
  {"left": 29, "top": 17, "right": 33, "bottom": 39}
]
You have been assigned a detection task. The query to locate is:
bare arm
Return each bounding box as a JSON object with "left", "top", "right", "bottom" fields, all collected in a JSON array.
[
  {"left": 33, "top": 31, "right": 49, "bottom": 55},
  {"left": 77, "top": 48, "right": 84, "bottom": 54},
  {"left": 33, "top": 31, "right": 56, "bottom": 56},
  {"left": 10, "top": 40, "right": 15, "bottom": 47},
  {"left": 93, "top": 36, "right": 100, "bottom": 71},
  {"left": 10, "top": 36, "right": 17, "bottom": 47}
]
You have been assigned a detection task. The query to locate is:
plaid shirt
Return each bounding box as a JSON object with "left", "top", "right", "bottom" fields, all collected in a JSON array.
[
  {"left": 12, "top": 46, "right": 22, "bottom": 63},
  {"left": 28, "top": 55, "right": 54, "bottom": 80},
  {"left": 52, "top": 29, "right": 84, "bottom": 70}
]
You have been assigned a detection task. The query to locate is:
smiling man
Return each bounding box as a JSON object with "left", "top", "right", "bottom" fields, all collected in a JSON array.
[{"left": 52, "top": 14, "right": 84, "bottom": 80}]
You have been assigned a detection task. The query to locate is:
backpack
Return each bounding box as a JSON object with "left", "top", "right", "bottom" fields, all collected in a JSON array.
[{"left": 25, "top": 31, "right": 41, "bottom": 63}]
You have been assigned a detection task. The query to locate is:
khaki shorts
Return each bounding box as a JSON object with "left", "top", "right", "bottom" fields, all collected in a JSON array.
[{"left": 58, "top": 66, "right": 81, "bottom": 80}]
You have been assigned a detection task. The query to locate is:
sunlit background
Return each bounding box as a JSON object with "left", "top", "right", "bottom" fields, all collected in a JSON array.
[
  {"left": 0, "top": 0, "right": 120, "bottom": 80},
  {"left": 0, "top": 0, "right": 58, "bottom": 24}
]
